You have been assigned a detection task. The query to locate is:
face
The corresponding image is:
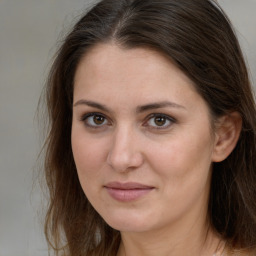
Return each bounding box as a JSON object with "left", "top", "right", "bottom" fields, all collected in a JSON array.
[{"left": 71, "top": 44, "right": 216, "bottom": 234}]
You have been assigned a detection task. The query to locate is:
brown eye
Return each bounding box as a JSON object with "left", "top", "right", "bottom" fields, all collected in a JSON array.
[
  {"left": 81, "top": 113, "right": 108, "bottom": 128},
  {"left": 145, "top": 114, "right": 175, "bottom": 129},
  {"left": 154, "top": 116, "right": 167, "bottom": 126},
  {"left": 93, "top": 115, "right": 105, "bottom": 125}
]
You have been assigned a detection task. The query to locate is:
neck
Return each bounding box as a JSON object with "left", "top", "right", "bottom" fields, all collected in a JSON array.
[{"left": 117, "top": 217, "right": 223, "bottom": 256}]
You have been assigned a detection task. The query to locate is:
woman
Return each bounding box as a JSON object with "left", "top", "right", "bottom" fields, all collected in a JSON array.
[{"left": 42, "top": 0, "right": 256, "bottom": 255}]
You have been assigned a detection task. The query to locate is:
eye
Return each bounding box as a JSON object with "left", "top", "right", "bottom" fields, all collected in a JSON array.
[
  {"left": 145, "top": 114, "right": 175, "bottom": 129},
  {"left": 81, "top": 113, "right": 109, "bottom": 128}
]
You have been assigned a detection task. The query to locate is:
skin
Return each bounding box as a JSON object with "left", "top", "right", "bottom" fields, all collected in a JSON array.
[{"left": 71, "top": 43, "right": 241, "bottom": 256}]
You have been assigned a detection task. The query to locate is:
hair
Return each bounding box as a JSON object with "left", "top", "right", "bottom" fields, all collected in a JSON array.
[{"left": 42, "top": 0, "right": 256, "bottom": 255}]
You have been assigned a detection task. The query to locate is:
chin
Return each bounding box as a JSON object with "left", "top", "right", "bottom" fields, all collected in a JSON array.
[{"left": 101, "top": 210, "right": 154, "bottom": 233}]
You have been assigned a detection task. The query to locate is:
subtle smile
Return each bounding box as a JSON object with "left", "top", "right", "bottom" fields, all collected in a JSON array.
[{"left": 104, "top": 182, "right": 155, "bottom": 202}]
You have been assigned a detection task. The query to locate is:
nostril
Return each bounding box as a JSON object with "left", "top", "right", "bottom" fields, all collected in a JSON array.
[
  {"left": 107, "top": 147, "right": 144, "bottom": 172},
  {"left": 106, "top": 128, "right": 144, "bottom": 172}
]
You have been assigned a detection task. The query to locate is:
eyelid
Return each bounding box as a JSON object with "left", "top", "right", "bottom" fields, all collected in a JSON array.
[
  {"left": 80, "top": 112, "right": 104, "bottom": 121},
  {"left": 80, "top": 112, "right": 111, "bottom": 128},
  {"left": 143, "top": 113, "right": 176, "bottom": 129},
  {"left": 79, "top": 112, "right": 176, "bottom": 130}
]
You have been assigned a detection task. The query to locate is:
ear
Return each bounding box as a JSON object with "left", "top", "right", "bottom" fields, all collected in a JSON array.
[{"left": 211, "top": 112, "right": 242, "bottom": 162}]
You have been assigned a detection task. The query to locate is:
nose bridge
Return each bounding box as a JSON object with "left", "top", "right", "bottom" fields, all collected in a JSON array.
[{"left": 107, "top": 123, "right": 143, "bottom": 172}]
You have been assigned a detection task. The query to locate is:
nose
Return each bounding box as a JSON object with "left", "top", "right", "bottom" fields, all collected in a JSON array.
[{"left": 107, "top": 125, "right": 144, "bottom": 172}]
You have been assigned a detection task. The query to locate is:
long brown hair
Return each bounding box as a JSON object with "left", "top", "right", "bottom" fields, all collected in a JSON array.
[{"left": 42, "top": 0, "right": 256, "bottom": 255}]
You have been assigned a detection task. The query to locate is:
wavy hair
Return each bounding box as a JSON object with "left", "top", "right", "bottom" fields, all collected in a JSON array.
[{"left": 42, "top": 0, "right": 256, "bottom": 255}]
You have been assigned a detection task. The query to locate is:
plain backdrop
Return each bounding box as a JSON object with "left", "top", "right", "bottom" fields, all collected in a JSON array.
[{"left": 0, "top": 1, "right": 255, "bottom": 256}]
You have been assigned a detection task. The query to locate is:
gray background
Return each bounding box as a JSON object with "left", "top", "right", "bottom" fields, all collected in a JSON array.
[{"left": 0, "top": 1, "right": 255, "bottom": 256}]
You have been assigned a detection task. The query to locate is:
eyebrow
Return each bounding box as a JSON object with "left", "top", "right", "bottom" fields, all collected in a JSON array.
[
  {"left": 136, "top": 101, "right": 186, "bottom": 113},
  {"left": 73, "top": 99, "right": 111, "bottom": 112},
  {"left": 73, "top": 99, "right": 186, "bottom": 113}
]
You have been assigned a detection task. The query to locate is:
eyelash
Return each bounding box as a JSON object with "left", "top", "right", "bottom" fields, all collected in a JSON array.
[
  {"left": 80, "top": 112, "right": 176, "bottom": 130},
  {"left": 143, "top": 113, "right": 176, "bottom": 130},
  {"left": 80, "top": 112, "right": 111, "bottom": 129}
]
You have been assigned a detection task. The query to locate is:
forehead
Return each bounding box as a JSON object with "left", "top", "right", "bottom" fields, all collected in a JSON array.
[
  {"left": 73, "top": 43, "right": 212, "bottom": 126},
  {"left": 74, "top": 43, "right": 196, "bottom": 93}
]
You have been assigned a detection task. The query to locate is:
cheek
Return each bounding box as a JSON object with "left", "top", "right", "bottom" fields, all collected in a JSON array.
[
  {"left": 71, "top": 130, "right": 108, "bottom": 214},
  {"left": 146, "top": 130, "right": 214, "bottom": 185},
  {"left": 71, "top": 131, "right": 110, "bottom": 211},
  {"left": 71, "top": 129, "right": 108, "bottom": 181},
  {"left": 147, "top": 134, "right": 213, "bottom": 216}
]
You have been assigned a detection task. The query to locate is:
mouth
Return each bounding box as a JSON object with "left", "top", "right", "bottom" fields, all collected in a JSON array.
[{"left": 104, "top": 182, "right": 155, "bottom": 202}]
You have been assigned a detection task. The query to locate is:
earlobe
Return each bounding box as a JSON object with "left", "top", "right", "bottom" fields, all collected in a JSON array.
[{"left": 211, "top": 112, "right": 242, "bottom": 162}]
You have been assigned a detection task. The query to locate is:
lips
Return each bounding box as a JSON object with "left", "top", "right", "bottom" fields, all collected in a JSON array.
[{"left": 104, "top": 182, "right": 154, "bottom": 202}]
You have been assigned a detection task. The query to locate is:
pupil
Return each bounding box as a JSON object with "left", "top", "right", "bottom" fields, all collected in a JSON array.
[
  {"left": 155, "top": 116, "right": 166, "bottom": 126},
  {"left": 93, "top": 115, "right": 104, "bottom": 125}
]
